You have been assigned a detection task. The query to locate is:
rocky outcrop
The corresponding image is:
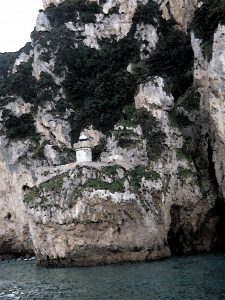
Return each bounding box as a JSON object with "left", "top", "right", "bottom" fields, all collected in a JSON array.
[
  {"left": 24, "top": 73, "right": 219, "bottom": 265},
  {"left": 42, "top": 0, "right": 64, "bottom": 9},
  {"left": 25, "top": 165, "right": 170, "bottom": 266},
  {"left": 0, "top": 0, "right": 224, "bottom": 265},
  {"left": 156, "top": 0, "right": 198, "bottom": 30},
  {"left": 192, "top": 25, "right": 225, "bottom": 199}
]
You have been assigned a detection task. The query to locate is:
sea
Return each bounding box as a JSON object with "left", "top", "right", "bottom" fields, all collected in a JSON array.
[{"left": 0, "top": 254, "right": 225, "bottom": 299}]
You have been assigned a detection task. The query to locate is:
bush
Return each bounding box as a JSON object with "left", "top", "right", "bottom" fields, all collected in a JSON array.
[
  {"left": 177, "top": 167, "right": 192, "bottom": 182},
  {"left": 133, "top": 109, "right": 167, "bottom": 160},
  {"left": 5, "top": 113, "right": 38, "bottom": 140},
  {"left": 0, "top": 52, "right": 18, "bottom": 80},
  {"left": 0, "top": 60, "right": 37, "bottom": 102},
  {"left": 129, "top": 166, "right": 160, "bottom": 192},
  {"left": 46, "top": 0, "right": 100, "bottom": 26},
  {"left": 41, "top": 174, "right": 65, "bottom": 192}
]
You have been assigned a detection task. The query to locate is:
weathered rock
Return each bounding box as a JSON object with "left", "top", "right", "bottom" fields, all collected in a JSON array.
[
  {"left": 156, "top": 0, "right": 198, "bottom": 30},
  {"left": 192, "top": 24, "right": 225, "bottom": 200},
  {"left": 0, "top": 0, "right": 224, "bottom": 266}
]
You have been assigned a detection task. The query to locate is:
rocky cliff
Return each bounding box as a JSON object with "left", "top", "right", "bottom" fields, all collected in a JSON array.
[{"left": 0, "top": 0, "right": 224, "bottom": 266}]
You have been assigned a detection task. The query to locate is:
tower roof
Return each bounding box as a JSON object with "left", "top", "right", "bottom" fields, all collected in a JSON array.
[{"left": 79, "top": 133, "right": 89, "bottom": 141}]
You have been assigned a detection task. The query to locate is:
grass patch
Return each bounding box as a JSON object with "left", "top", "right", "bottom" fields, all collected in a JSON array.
[
  {"left": 134, "top": 109, "right": 166, "bottom": 160},
  {"left": 4, "top": 113, "right": 39, "bottom": 141},
  {"left": 40, "top": 174, "right": 65, "bottom": 192},
  {"left": 23, "top": 188, "right": 39, "bottom": 204},
  {"left": 176, "top": 148, "right": 192, "bottom": 162},
  {"left": 177, "top": 167, "right": 192, "bottom": 182},
  {"left": 32, "top": 143, "right": 46, "bottom": 160},
  {"left": 130, "top": 166, "right": 160, "bottom": 192},
  {"left": 101, "top": 165, "right": 119, "bottom": 177}
]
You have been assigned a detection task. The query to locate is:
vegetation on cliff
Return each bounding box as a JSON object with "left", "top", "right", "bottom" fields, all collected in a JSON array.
[
  {"left": 192, "top": 0, "right": 225, "bottom": 60},
  {"left": 28, "top": 0, "right": 193, "bottom": 143}
]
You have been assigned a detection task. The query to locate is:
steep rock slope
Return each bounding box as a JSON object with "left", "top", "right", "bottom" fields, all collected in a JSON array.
[{"left": 0, "top": 0, "right": 224, "bottom": 265}]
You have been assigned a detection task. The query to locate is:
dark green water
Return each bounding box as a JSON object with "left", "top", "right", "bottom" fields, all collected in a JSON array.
[{"left": 0, "top": 255, "right": 225, "bottom": 300}]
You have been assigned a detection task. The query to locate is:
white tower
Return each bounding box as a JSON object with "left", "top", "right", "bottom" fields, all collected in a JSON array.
[{"left": 74, "top": 133, "right": 93, "bottom": 163}]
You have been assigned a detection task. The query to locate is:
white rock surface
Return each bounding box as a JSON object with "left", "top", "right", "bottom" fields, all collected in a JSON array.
[
  {"left": 135, "top": 24, "right": 158, "bottom": 59},
  {"left": 12, "top": 50, "right": 33, "bottom": 74},
  {"left": 42, "top": 0, "right": 64, "bottom": 9},
  {"left": 36, "top": 12, "right": 52, "bottom": 32},
  {"left": 135, "top": 76, "right": 174, "bottom": 119},
  {"left": 155, "top": 0, "right": 198, "bottom": 29},
  {"left": 192, "top": 25, "right": 225, "bottom": 198}
]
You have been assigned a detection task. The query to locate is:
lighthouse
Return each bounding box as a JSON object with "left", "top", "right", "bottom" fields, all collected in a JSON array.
[{"left": 74, "top": 133, "right": 93, "bottom": 163}]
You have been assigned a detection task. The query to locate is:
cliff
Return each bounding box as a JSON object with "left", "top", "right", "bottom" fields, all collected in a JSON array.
[{"left": 0, "top": 0, "right": 224, "bottom": 266}]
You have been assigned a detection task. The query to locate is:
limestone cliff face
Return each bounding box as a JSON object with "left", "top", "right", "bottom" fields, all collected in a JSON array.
[
  {"left": 0, "top": 0, "right": 224, "bottom": 265},
  {"left": 192, "top": 25, "right": 225, "bottom": 200},
  {"left": 42, "top": 0, "right": 198, "bottom": 29}
]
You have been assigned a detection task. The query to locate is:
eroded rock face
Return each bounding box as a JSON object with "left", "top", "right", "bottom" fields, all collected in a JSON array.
[
  {"left": 0, "top": 0, "right": 224, "bottom": 265},
  {"left": 192, "top": 25, "right": 225, "bottom": 200},
  {"left": 26, "top": 166, "right": 170, "bottom": 266},
  {"left": 0, "top": 158, "right": 33, "bottom": 257},
  {"left": 156, "top": 0, "right": 198, "bottom": 30},
  {"left": 25, "top": 158, "right": 214, "bottom": 266}
]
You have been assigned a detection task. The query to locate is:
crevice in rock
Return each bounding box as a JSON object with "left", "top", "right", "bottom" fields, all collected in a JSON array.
[
  {"left": 207, "top": 140, "right": 225, "bottom": 251},
  {"left": 167, "top": 204, "right": 186, "bottom": 255}
]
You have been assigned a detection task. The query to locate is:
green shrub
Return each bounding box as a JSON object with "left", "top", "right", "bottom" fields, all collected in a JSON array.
[
  {"left": 32, "top": 142, "right": 46, "bottom": 160},
  {"left": 134, "top": 109, "right": 166, "bottom": 160},
  {"left": 0, "top": 52, "right": 18, "bottom": 80},
  {"left": 24, "top": 188, "right": 39, "bottom": 203},
  {"left": 130, "top": 166, "right": 160, "bottom": 192},
  {"left": 101, "top": 165, "right": 119, "bottom": 177},
  {"left": 176, "top": 148, "right": 192, "bottom": 162},
  {"left": 46, "top": 0, "right": 100, "bottom": 26},
  {"left": 0, "top": 60, "right": 37, "bottom": 103},
  {"left": 41, "top": 174, "right": 65, "bottom": 192},
  {"left": 4, "top": 113, "right": 38, "bottom": 140},
  {"left": 177, "top": 167, "right": 192, "bottom": 182}
]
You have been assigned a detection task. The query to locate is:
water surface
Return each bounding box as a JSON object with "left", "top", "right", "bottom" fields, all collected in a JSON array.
[{"left": 0, "top": 254, "right": 225, "bottom": 299}]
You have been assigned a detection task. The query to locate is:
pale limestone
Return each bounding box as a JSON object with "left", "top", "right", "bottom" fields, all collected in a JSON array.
[
  {"left": 0, "top": 0, "right": 221, "bottom": 265},
  {"left": 135, "top": 23, "right": 158, "bottom": 59},
  {"left": 35, "top": 104, "right": 71, "bottom": 147},
  {"left": 155, "top": 0, "right": 198, "bottom": 30},
  {"left": 12, "top": 50, "right": 33, "bottom": 74},
  {"left": 192, "top": 25, "right": 225, "bottom": 198},
  {"left": 135, "top": 76, "right": 174, "bottom": 120},
  {"left": 35, "top": 12, "right": 52, "bottom": 32},
  {"left": 5, "top": 98, "right": 32, "bottom": 117},
  {"left": 42, "top": 0, "right": 64, "bottom": 9}
]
